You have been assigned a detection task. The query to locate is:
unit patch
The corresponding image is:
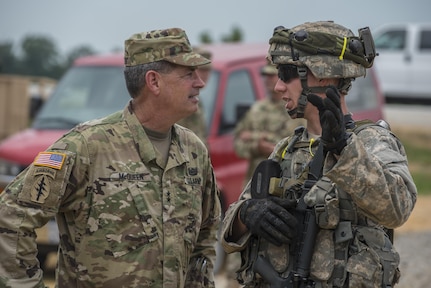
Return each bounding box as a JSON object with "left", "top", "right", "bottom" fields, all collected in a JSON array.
[
  {"left": 29, "top": 167, "right": 57, "bottom": 203},
  {"left": 186, "top": 167, "right": 201, "bottom": 185},
  {"left": 34, "top": 152, "right": 66, "bottom": 170},
  {"left": 18, "top": 150, "right": 74, "bottom": 210},
  {"left": 31, "top": 175, "right": 51, "bottom": 203}
]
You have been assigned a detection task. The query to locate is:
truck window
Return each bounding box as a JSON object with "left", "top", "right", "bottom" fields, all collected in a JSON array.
[
  {"left": 419, "top": 30, "right": 431, "bottom": 50},
  {"left": 219, "top": 70, "right": 256, "bottom": 134},
  {"left": 200, "top": 70, "right": 220, "bottom": 130},
  {"left": 375, "top": 29, "right": 406, "bottom": 50},
  {"left": 32, "top": 66, "right": 129, "bottom": 130}
]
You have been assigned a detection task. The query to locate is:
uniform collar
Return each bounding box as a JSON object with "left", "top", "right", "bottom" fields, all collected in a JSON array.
[{"left": 122, "top": 101, "right": 189, "bottom": 166}]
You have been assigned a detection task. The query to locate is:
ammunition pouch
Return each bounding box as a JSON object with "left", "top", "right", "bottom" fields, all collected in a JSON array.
[
  {"left": 304, "top": 176, "right": 339, "bottom": 229},
  {"left": 347, "top": 226, "right": 400, "bottom": 287}
]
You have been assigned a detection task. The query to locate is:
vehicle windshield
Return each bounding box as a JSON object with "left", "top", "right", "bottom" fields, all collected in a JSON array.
[
  {"left": 32, "top": 66, "right": 130, "bottom": 129},
  {"left": 200, "top": 70, "right": 220, "bottom": 129}
]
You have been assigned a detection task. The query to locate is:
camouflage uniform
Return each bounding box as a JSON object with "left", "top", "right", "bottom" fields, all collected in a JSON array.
[
  {"left": 222, "top": 21, "right": 417, "bottom": 287},
  {"left": 234, "top": 97, "right": 304, "bottom": 183},
  {"left": 0, "top": 28, "right": 221, "bottom": 288},
  {"left": 223, "top": 125, "right": 417, "bottom": 287}
]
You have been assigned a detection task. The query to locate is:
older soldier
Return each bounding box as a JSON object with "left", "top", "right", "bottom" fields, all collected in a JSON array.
[
  {"left": 0, "top": 28, "right": 221, "bottom": 288},
  {"left": 222, "top": 21, "right": 417, "bottom": 287},
  {"left": 234, "top": 63, "right": 305, "bottom": 184},
  {"left": 177, "top": 47, "right": 212, "bottom": 144}
]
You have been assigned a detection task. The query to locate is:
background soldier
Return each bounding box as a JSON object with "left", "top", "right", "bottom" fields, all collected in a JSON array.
[
  {"left": 234, "top": 62, "right": 305, "bottom": 184},
  {"left": 0, "top": 28, "right": 221, "bottom": 287},
  {"left": 222, "top": 21, "right": 417, "bottom": 287}
]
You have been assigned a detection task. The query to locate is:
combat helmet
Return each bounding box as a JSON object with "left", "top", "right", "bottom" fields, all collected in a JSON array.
[{"left": 268, "top": 21, "right": 376, "bottom": 117}]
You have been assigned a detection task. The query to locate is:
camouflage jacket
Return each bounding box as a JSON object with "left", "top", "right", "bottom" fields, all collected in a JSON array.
[
  {"left": 0, "top": 102, "right": 221, "bottom": 288},
  {"left": 233, "top": 98, "right": 305, "bottom": 183},
  {"left": 222, "top": 124, "right": 417, "bottom": 287}
]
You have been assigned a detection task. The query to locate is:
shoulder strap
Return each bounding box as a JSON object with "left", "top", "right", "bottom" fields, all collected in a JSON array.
[
  {"left": 351, "top": 118, "right": 392, "bottom": 134},
  {"left": 351, "top": 119, "right": 375, "bottom": 134},
  {"left": 308, "top": 143, "right": 324, "bottom": 181}
]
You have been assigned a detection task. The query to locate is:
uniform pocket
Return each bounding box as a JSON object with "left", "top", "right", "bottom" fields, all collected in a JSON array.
[
  {"left": 310, "top": 229, "right": 334, "bottom": 281},
  {"left": 88, "top": 183, "right": 158, "bottom": 258}
]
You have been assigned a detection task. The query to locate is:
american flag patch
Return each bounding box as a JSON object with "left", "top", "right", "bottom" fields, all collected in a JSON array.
[{"left": 34, "top": 152, "right": 66, "bottom": 170}]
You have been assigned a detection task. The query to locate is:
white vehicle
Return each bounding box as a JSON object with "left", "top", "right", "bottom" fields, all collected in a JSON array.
[{"left": 373, "top": 22, "right": 431, "bottom": 103}]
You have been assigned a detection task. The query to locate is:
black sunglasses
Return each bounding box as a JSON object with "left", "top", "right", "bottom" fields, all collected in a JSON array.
[{"left": 278, "top": 64, "right": 299, "bottom": 83}]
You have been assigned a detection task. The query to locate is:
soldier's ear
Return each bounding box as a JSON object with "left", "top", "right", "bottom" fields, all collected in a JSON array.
[{"left": 145, "top": 70, "right": 162, "bottom": 94}]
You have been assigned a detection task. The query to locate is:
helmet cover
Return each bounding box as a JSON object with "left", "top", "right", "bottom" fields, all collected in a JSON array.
[{"left": 268, "top": 21, "right": 374, "bottom": 79}]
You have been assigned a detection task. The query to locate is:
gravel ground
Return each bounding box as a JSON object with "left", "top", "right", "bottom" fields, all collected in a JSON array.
[
  {"left": 394, "top": 231, "right": 431, "bottom": 288},
  {"left": 392, "top": 195, "right": 431, "bottom": 288}
]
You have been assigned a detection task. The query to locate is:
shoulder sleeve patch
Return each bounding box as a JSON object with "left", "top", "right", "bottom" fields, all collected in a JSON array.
[{"left": 34, "top": 152, "right": 66, "bottom": 170}]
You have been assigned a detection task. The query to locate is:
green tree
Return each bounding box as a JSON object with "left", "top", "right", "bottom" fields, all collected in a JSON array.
[
  {"left": 0, "top": 41, "right": 18, "bottom": 73},
  {"left": 1, "top": 35, "right": 99, "bottom": 79},
  {"left": 19, "top": 35, "right": 62, "bottom": 78},
  {"left": 199, "top": 31, "right": 213, "bottom": 44},
  {"left": 221, "top": 26, "right": 243, "bottom": 43}
]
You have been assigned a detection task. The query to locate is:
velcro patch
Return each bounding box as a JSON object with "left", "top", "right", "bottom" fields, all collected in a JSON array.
[{"left": 34, "top": 152, "right": 66, "bottom": 170}]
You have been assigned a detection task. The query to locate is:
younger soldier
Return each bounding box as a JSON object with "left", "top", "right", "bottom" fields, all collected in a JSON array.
[
  {"left": 222, "top": 21, "right": 417, "bottom": 287},
  {"left": 0, "top": 28, "right": 221, "bottom": 287}
]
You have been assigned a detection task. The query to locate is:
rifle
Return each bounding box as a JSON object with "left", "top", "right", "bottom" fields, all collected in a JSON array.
[{"left": 250, "top": 143, "right": 325, "bottom": 288}]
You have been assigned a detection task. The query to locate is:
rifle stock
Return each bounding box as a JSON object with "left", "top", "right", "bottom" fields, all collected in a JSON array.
[
  {"left": 253, "top": 253, "right": 316, "bottom": 288},
  {"left": 253, "top": 255, "right": 289, "bottom": 288}
]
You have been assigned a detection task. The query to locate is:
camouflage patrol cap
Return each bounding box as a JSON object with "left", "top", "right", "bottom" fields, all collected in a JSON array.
[
  {"left": 193, "top": 46, "right": 213, "bottom": 70},
  {"left": 124, "top": 28, "right": 211, "bottom": 67},
  {"left": 268, "top": 21, "right": 368, "bottom": 79},
  {"left": 261, "top": 63, "right": 278, "bottom": 75}
]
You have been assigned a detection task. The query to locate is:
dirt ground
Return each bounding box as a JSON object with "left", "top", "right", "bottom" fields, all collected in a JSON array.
[{"left": 394, "top": 194, "right": 431, "bottom": 234}]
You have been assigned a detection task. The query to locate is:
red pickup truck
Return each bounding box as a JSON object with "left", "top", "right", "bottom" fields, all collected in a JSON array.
[{"left": 0, "top": 43, "right": 385, "bottom": 269}]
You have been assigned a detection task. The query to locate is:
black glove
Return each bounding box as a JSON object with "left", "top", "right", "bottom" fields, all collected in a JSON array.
[
  {"left": 307, "top": 86, "right": 349, "bottom": 155},
  {"left": 239, "top": 197, "right": 297, "bottom": 246}
]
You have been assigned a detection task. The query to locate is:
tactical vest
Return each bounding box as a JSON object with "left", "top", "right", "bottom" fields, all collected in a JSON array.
[{"left": 237, "top": 120, "right": 400, "bottom": 288}]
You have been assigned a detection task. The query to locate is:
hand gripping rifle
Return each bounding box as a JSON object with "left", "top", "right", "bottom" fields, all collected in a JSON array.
[{"left": 251, "top": 143, "right": 325, "bottom": 288}]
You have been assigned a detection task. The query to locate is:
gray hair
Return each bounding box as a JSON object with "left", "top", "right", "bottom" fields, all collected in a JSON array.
[{"left": 124, "top": 60, "right": 175, "bottom": 98}]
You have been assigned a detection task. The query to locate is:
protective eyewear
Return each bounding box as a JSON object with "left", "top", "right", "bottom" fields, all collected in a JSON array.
[{"left": 278, "top": 64, "right": 299, "bottom": 83}]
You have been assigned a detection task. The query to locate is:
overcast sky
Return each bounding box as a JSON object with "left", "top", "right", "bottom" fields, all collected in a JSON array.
[{"left": 1, "top": 0, "right": 430, "bottom": 56}]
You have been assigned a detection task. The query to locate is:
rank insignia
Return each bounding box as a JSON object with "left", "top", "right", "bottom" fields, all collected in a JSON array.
[{"left": 34, "top": 152, "right": 66, "bottom": 170}]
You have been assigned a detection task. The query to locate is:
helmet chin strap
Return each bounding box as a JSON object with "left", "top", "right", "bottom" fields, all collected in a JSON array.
[{"left": 288, "top": 67, "right": 331, "bottom": 118}]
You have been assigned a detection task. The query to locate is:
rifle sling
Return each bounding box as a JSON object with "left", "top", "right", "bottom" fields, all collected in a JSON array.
[{"left": 308, "top": 142, "right": 324, "bottom": 181}]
